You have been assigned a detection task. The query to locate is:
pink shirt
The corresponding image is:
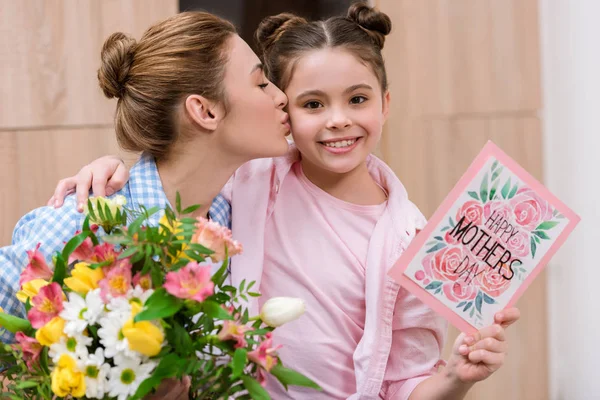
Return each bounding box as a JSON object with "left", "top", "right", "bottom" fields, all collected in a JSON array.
[
  {"left": 224, "top": 147, "right": 447, "bottom": 399},
  {"left": 260, "top": 162, "right": 386, "bottom": 398}
]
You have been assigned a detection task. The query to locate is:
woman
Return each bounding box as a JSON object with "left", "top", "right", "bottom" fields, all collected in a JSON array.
[{"left": 1, "top": 10, "right": 289, "bottom": 399}]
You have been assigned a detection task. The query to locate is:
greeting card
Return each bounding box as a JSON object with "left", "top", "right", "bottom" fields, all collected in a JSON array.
[{"left": 389, "top": 141, "right": 580, "bottom": 333}]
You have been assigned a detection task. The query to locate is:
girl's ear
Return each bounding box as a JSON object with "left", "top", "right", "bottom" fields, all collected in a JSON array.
[
  {"left": 184, "top": 94, "right": 224, "bottom": 132},
  {"left": 382, "top": 90, "right": 391, "bottom": 122}
]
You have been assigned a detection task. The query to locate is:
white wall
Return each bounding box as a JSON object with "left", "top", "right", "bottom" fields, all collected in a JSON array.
[{"left": 540, "top": 1, "right": 600, "bottom": 399}]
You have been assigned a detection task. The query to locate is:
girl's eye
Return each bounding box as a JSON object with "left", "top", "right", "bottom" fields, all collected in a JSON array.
[
  {"left": 259, "top": 83, "right": 269, "bottom": 89},
  {"left": 350, "top": 96, "right": 367, "bottom": 104},
  {"left": 304, "top": 101, "right": 323, "bottom": 109}
]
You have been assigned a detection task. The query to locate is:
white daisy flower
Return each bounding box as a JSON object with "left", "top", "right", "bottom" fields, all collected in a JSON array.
[
  {"left": 128, "top": 286, "right": 154, "bottom": 306},
  {"left": 60, "top": 292, "right": 88, "bottom": 337},
  {"left": 49, "top": 332, "right": 93, "bottom": 364},
  {"left": 81, "top": 348, "right": 110, "bottom": 399},
  {"left": 105, "top": 292, "right": 137, "bottom": 320},
  {"left": 82, "top": 288, "right": 106, "bottom": 325},
  {"left": 97, "top": 310, "right": 135, "bottom": 360},
  {"left": 108, "top": 355, "right": 157, "bottom": 400}
]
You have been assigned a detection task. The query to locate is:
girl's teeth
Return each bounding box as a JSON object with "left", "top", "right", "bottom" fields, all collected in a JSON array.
[{"left": 324, "top": 139, "right": 356, "bottom": 148}]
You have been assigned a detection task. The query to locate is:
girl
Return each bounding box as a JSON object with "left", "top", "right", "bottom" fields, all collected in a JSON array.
[{"left": 50, "top": 4, "right": 519, "bottom": 399}]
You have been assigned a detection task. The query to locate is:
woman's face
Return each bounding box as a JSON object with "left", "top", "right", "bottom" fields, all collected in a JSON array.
[{"left": 216, "top": 35, "right": 291, "bottom": 162}]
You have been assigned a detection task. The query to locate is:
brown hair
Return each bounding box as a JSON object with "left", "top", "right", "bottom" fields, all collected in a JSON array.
[
  {"left": 98, "top": 12, "right": 236, "bottom": 159},
  {"left": 255, "top": 3, "right": 391, "bottom": 93}
]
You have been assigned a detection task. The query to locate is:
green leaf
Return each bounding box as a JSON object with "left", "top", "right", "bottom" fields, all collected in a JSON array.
[
  {"left": 211, "top": 251, "right": 229, "bottom": 287},
  {"left": 531, "top": 237, "right": 537, "bottom": 258},
  {"left": 501, "top": 178, "right": 512, "bottom": 199},
  {"left": 202, "top": 301, "right": 234, "bottom": 320},
  {"left": 118, "top": 247, "right": 139, "bottom": 260},
  {"left": 52, "top": 253, "right": 66, "bottom": 286},
  {"left": 456, "top": 301, "right": 467, "bottom": 308},
  {"left": 491, "top": 166, "right": 503, "bottom": 182},
  {"left": 15, "top": 381, "right": 38, "bottom": 389},
  {"left": 181, "top": 204, "right": 202, "bottom": 215},
  {"left": 491, "top": 160, "right": 499, "bottom": 171},
  {"left": 40, "top": 346, "right": 50, "bottom": 374},
  {"left": 134, "top": 288, "right": 183, "bottom": 322},
  {"left": 241, "top": 375, "right": 271, "bottom": 400},
  {"left": 468, "top": 191, "right": 480, "bottom": 200},
  {"left": 536, "top": 221, "right": 560, "bottom": 230},
  {"left": 508, "top": 184, "right": 519, "bottom": 199},
  {"left": 470, "top": 306, "right": 475, "bottom": 318},
  {"left": 168, "top": 321, "right": 193, "bottom": 357},
  {"left": 483, "top": 293, "right": 496, "bottom": 304},
  {"left": 240, "top": 279, "right": 246, "bottom": 293},
  {"left": 463, "top": 302, "right": 472, "bottom": 312},
  {"left": 426, "top": 242, "right": 446, "bottom": 254},
  {"left": 434, "top": 236, "right": 444, "bottom": 241},
  {"left": 176, "top": 192, "right": 182, "bottom": 214},
  {"left": 271, "top": 364, "right": 322, "bottom": 390},
  {"left": 489, "top": 179, "right": 500, "bottom": 201},
  {"left": 97, "top": 200, "right": 106, "bottom": 221},
  {"left": 0, "top": 313, "right": 32, "bottom": 334},
  {"left": 534, "top": 235, "right": 541, "bottom": 244},
  {"left": 533, "top": 230, "right": 551, "bottom": 240},
  {"left": 104, "top": 203, "right": 114, "bottom": 221},
  {"left": 475, "top": 291, "right": 483, "bottom": 313},
  {"left": 132, "top": 353, "right": 184, "bottom": 400},
  {"left": 424, "top": 281, "right": 443, "bottom": 290},
  {"left": 480, "top": 173, "right": 489, "bottom": 203},
  {"left": 86, "top": 199, "right": 98, "bottom": 221},
  {"left": 231, "top": 348, "right": 247, "bottom": 379},
  {"left": 248, "top": 292, "right": 261, "bottom": 298},
  {"left": 61, "top": 231, "right": 90, "bottom": 262}
]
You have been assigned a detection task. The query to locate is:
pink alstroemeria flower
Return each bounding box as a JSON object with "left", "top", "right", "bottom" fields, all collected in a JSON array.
[
  {"left": 164, "top": 262, "right": 214, "bottom": 302},
  {"left": 248, "top": 332, "right": 282, "bottom": 386},
  {"left": 217, "top": 320, "right": 251, "bottom": 349},
  {"left": 99, "top": 261, "right": 132, "bottom": 301},
  {"left": 68, "top": 236, "right": 94, "bottom": 264},
  {"left": 133, "top": 272, "right": 152, "bottom": 291},
  {"left": 19, "top": 243, "right": 53, "bottom": 287},
  {"left": 14, "top": 332, "right": 43, "bottom": 370},
  {"left": 28, "top": 283, "right": 65, "bottom": 329},
  {"left": 91, "top": 243, "right": 121, "bottom": 265}
]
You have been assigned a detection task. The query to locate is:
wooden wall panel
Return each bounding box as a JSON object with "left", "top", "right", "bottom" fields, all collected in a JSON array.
[
  {"left": 377, "top": 0, "right": 546, "bottom": 398},
  {"left": 0, "top": 0, "right": 178, "bottom": 129},
  {"left": 0, "top": 0, "right": 176, "bottom": 246}
]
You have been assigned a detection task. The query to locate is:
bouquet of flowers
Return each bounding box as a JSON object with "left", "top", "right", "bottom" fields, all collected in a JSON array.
[{"left": 0, "top": 195, "right": 319, "bottom": 399}]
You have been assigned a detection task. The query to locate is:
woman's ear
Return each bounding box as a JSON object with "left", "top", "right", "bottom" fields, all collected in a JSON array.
[{"left": 184, "top": 94, "right": 224, "bottom": 131}]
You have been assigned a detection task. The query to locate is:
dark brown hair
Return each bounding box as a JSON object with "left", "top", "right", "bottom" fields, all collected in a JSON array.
[
  {"left": 255, "top": 3, "right": 391, "bottom": 92},
  {"left": 98, "top": 12, "right": 236, "bottom": 159}
]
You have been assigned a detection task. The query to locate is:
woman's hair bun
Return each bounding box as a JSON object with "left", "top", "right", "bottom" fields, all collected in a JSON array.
[{"left": 98, "top": 32, "right": 137, "bottom": 99}]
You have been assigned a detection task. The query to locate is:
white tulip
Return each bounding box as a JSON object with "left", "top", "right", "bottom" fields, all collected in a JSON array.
[{"left": 260, "top": 297, "right": 305, "bottom": 327}]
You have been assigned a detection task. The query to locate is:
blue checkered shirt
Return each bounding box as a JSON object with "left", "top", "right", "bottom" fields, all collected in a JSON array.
[{"left": 0, "top": 153, "right": 231, "bottom": 343}]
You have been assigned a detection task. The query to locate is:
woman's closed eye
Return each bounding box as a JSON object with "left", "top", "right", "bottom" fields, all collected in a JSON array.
[{"left": 258, "top": 82, "right": 269, "bottom": 89}]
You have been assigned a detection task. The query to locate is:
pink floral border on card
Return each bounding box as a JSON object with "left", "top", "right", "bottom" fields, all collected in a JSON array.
[{"left": 388, "top": 141, "right": 580, "bottom": 334}]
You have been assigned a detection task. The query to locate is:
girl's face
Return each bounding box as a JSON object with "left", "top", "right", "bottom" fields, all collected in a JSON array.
[
  {"left": 285, "top": 47, "right": 390, "bottom": 177},
  {"left": 217, "top": 35, "right": 291, "bottom": 162}
]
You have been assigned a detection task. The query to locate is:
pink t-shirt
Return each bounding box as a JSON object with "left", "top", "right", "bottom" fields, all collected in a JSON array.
[{"left": 259, "top": 162, "right": 387, "bottom": 398}]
